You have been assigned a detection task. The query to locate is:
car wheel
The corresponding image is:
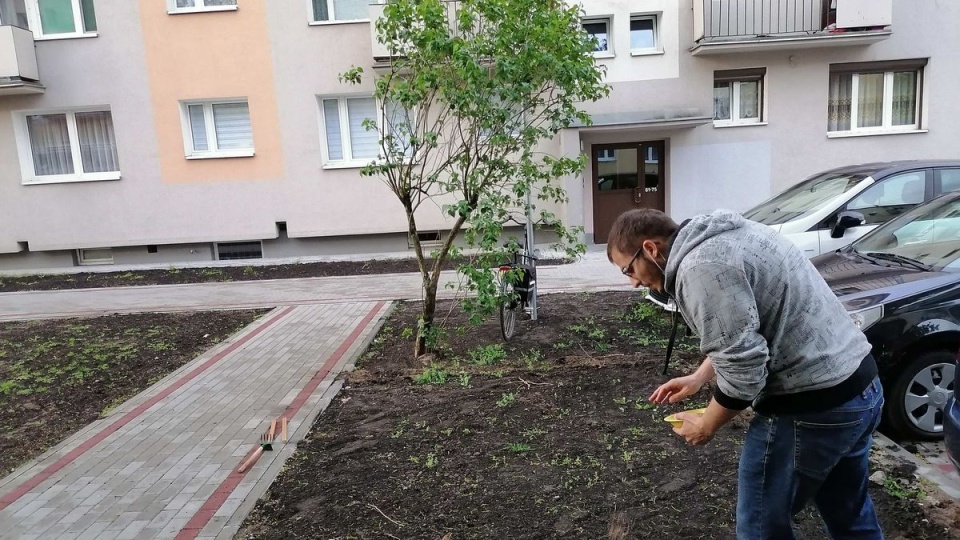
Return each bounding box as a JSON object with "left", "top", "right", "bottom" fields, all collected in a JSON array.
[{"left": 884, "top": 350, "right": 956, "bottom": 440}]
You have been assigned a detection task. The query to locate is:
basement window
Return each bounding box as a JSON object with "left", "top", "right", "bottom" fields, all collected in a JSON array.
[
  {"left": 409, "top": 231, "right": 442, "bottom": 248},
  {"left": 215, "top": 241, "right": 263, "bottom": 260},
  {"left": 77, "top": 248, "right": 113, "bottom": 265}
]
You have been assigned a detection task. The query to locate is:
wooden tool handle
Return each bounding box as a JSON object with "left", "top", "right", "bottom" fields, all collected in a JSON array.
[
  {"left": 237, "top": 447, "right": 264, "bottom": 473},
  {"left": 281, "top": 417, "right": 288, "bottom": 443},
  {"left": 268, "top": 419, "right": 277, "bottom": 439}
]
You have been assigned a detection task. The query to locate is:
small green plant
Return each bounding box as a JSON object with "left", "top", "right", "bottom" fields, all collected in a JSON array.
[
  {"left": 883, "top": 477, "right": 923, "bottom": 500},
  {"left": 243, "top": 266, "right": 257, "bottom": 275},
  {"left": 621, "top": 450, "right": 634, "bottom": 462},
  {"left": 424, "top": 452, "right": 439, "bottom": 468},
  {"left": 458, "top": 372, "right": 471, "bottom": 387},
  {"left": 468, "top": 344, "right": 507, "bottom": 366},
  {"left": 520, "top": 348, "right": 545, "bottom": 370},
  {"left": 441, "top": 427, "right": 454, "bottom": 436},
  {"left": 390, "top": 419, "right": 409, "bottom": 439},
  {"left": 400, "top": 327, "right": 415, "bottom": 340},
  {"left": 613, "top": 397, "right": 628, "bottom": 406},
  {"left": 496, "top": 392, "right": 516, "bottom": 408},
  {"left": 415, "top": 365, "right": 448, "bottom": 385},
  {"left": 508, "top": 442, "right": 532, "bottom": 453},
  {"left": 634, "top": 398, "right": 656, "bottom": 411}
]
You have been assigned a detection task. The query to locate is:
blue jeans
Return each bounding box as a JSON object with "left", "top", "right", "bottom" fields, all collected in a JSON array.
[{"left": 736, "top": 377, "right": 885, "bottom": 540}]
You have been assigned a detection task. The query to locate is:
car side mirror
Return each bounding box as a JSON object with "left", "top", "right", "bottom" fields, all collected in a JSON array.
[{"left": 831, "top": 211, "right": 866, "bottom": 239}]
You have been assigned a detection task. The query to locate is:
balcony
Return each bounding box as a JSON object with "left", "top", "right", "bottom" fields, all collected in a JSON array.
[
  {"left": 0, "top": 24, "right": 42, "bottom": 95},
  {"left": 691, "top": 0, "right": 892, "bottom": 55},
  {"left": 370, "top": 1, "right": 461, "bottom": 64}
]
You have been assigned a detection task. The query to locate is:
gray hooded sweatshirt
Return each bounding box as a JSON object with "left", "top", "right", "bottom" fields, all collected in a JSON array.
[{"left": 664, "top": 210, "right": 874, "bottom": 412}]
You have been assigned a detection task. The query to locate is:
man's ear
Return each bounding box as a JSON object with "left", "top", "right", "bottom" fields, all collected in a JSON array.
[{"left": 642, "top": 239, "right": 659, "bottom": 259}]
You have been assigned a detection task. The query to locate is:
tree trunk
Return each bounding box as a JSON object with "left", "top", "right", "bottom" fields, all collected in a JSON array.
[{"left": 415, "top": 275, "right": 437, "bottom": 357}]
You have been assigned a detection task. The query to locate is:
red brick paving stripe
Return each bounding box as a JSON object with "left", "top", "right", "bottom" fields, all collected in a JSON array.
[
  {"left": 0, "top": 306, "right": 297, "bottom": 512},
  {"left": 175, "top": 301, "right": 387, "bottom": 540}
]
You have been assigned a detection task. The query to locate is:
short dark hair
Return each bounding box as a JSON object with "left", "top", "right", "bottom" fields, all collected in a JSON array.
[{"left": 606, "top": 209, "right": 679, "bottom": 260}]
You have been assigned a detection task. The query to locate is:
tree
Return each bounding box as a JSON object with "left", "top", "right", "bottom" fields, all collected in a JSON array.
[{"left": 341, "top": 0, "right": 608, "bottom": 357}]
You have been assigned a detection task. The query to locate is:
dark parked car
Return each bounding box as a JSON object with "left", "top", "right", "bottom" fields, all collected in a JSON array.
[
  {"left": 946, "top": 352, "right": 960, "bottom": 471},
  {"left": 812, "top": 191, "right": 960, "bottom": 440}
]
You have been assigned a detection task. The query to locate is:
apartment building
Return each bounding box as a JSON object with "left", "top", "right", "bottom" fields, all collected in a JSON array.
[{"left": 0, "top": 0, "right": 956, "bottom": 270}]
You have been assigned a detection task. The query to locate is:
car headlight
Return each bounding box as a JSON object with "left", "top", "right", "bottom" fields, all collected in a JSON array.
[{"left": 848, "top": 304, "right": 884, "bottom": 331}]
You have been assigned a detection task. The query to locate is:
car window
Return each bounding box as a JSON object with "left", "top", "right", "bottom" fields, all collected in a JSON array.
[
  {"left": 854, "top": 194, "right": 960, "bottom": 271},
  {"left": 938, "top": 169, "right": 960, "bottom": 195},
  {"left": 847, "top": 171, "right": 926, "bottom": 224},
  {"left": 742, "top": 172, "right": 867, "bottom": 226}
]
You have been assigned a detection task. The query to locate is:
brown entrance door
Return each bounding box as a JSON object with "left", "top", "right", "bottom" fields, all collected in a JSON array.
[{"left": 592, "top": 141, "right": 665, "bottom": 244}]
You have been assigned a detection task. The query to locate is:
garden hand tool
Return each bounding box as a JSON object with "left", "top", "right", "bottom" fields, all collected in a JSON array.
[{"left": 237, "top": 419, "right": 278, "bottom": 473}]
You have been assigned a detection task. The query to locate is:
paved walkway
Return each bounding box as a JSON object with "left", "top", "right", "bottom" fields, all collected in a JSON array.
[
  {"left": 0, "top": 252, "right": 956, "bottom": 539},
  {"left": 0, "top": 302, "right": 391, "bottom": 539},
  {"left": 0, "top": 253, "right": 628, "bottom": 322}
]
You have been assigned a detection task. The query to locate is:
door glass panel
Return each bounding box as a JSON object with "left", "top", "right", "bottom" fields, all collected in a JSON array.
[
  {"left": 643, "top": 145, "right": 660, "bottom": 192},
  {"left": 596, "top": 148, "right": 638, "bottom": 191}
]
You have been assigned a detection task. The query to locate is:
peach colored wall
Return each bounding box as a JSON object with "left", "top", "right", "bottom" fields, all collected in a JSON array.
[{"left": 138, "top": 0, "right": 283, "bottom": 183}]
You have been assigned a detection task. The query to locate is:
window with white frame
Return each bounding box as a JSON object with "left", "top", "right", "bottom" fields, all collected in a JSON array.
[
  {"left": 384, "top": 99, "right": 415, "bottom": 158},
  {"left": 21, "top": 0, "right": 97, "bottom": 38},
  {"left": 310, "top": 0, "right": 369, "bottom": 22},
  {"left": 320, "top": 96, "right": 379, "bottom": 165},
  {"left": 582, "top": 17, "right": 611, "bottom": 56},
  {"left": 713, "top": 68, "right": 765, "bottom": 126},
  {"left": 167, "top": 0, "right": 237, "bottom": 14},
  {"left": 630, "top": 14, "right": 659, "bottom": 53},
  {"left": 180, "top": 100, "right": 254, "bottom": 158},
  {"left": 828, "top": 60, "right": 925, "bottom": 134},
  {"left": 14, "top": 108, "right": 120, "bottom": 184}
]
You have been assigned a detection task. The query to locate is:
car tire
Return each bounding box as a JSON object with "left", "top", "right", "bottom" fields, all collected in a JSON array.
[{"left": 884, "top": 350, "right": 956, "bottom": 440}]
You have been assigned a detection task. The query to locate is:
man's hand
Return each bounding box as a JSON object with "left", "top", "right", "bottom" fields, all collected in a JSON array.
[
  {"left": 649, "top": 357, "right": 714, "bottom": 404},
  {"left": 672, "top": 412, "right": 715, "bottom": 446}
]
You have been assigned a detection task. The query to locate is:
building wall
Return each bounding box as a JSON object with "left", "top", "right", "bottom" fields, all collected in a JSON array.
[
  {"left": 574, "top": 0, "right": 960, "bottom": 232},
  {"left": 1, "top": 0, "right": 958, "bottom": 271}
]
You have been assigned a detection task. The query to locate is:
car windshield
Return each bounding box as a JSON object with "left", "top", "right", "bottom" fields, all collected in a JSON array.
[
  {"left": 853, "top": 194, "right": 960, "bottom": 272},
  {"left": 743, "top": 172, "right": 869, "bottom": 226}
]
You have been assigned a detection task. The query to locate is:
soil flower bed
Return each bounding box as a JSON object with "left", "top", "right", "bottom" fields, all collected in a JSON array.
[
  {"left": 238, "top": 291, "right": 957, "bottom": 539},
  {"left": 0, "top": 310, "right": 267, "bottom": 475}
]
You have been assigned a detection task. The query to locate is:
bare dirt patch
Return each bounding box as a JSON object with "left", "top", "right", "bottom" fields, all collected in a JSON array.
[{"left": 238, "top": 292, "right": 956, "bottom": 539}]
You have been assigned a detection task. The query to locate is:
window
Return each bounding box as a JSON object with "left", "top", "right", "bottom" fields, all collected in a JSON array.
[
  {"left": 23, "top": 0, "right": 96, "bottom": 38},
  {"left": 310, "top": 0, "right": 368, "bottom": 22},
  {"left": 582, "top": 17, "right": 611, "bottom": 56},
  {"left": 828, "top": 60, "right": 926, "bottom": 134},
  {"left": 14, "top": 108, "right": 120, "bottom": 184},
  {"left": 216, "top": 241, "right": 263, "bottom": 261},
  {"left": 714, "top": 68, "right": 765, "bottom": 126},
  {"left": 384, "top": 99, "right": 414, "bottom": 158},
  {"left": 77, "top": 248, "right": 113, "bottom": 266},
  {"left": 320, "top": 96, "right": 378, "bottom": 165},
  {"left": 847, "top": 171, "right": 927, "bottom": 224},
  {"left": 597, "top": 148, "right": 616, "bottom": 162},
  {"left": 180, "top": 100, "right": 254, "bottom": 158},
  {"left": 936, "top": 169, "right": 960, "bottom": 196},
  {"left": 630, "top": 14, "right": 659, "bottom": 53},
  {"left": 167, "top": 0, "right": 237, "bottom": 14}
]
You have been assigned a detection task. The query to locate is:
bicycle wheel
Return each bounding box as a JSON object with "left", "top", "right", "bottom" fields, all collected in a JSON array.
[{"left": 499, "top": 273, "right": 519, "bottom": 341}]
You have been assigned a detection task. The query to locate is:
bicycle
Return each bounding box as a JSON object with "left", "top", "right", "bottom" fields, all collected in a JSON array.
[{"left": 497, "top": 216, "right": 538, "bottom": 341}]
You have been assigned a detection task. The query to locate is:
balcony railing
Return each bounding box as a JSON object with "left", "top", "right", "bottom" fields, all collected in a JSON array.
[
  {"left": 692, "top": 0, "right": 892, "bottom": 54},
  {"left": 0, "top": 24, "right": 42, "bottom": 95},
  {"left": 697, "top": 0, "right": 827, "bottom": 40}
]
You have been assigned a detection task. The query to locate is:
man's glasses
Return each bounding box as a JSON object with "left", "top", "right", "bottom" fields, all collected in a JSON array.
[{"left": 621, "top": 249, "right": 643, "bottom": 277}]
